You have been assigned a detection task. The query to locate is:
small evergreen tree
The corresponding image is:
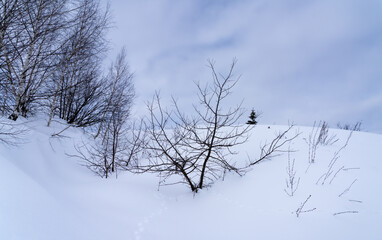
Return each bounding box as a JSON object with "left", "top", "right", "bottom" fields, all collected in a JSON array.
[{"left": 247, "top": 109, "right": 258, "bottom": 125}]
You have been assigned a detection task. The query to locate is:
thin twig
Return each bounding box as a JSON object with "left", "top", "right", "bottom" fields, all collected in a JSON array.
[
  {"left": 51, "top": 125, "right": 71, "bottom": 137},
  {"left": 295, "top": 195, "right": 316, "bottom": 217},
  {"left": 338, "top": 179, "right": 357, "bottom": 197},
  {"left": 329, "top": 166, "right": 344, "bottom": 184},
  {"left": 333, "top": 211, "right": 358, "bottom": 216}
]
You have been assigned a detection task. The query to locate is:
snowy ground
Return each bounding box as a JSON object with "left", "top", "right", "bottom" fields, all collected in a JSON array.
[{"left": 0, "top": 117, "right": 381, "bottom": 240}]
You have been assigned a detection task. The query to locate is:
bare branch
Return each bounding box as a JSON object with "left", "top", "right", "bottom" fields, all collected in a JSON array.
[
  {"left": 0, "top": 119, "right": 28, "bottom": 146},
  {"left": 248, "top": 125, "right": 300, "bottom": 166}
]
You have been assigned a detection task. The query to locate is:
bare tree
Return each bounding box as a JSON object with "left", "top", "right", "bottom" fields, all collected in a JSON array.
[
  {"left": 0, "top": 0, "right": 19, "bottom": 97},
  {"left": 47, "top": 0, "right": 110, "bottom": 127},
  {"left": 1, "top": 0, "right": 70, "bottom": 120},
  {"left": 0, "top": 0, "right": 20, "bottom": 114},
  {"left": 0, "top": 0, "right": 111, "bottom": 124},
  {"left": 139, "top": 60, "right": 252, "bottom": 192},
  {"left": 0, "top": 0, "right": 19, "bottom": 33},
  {"left": 55, "top": 69, "right": 106, "bottom": 127},
  {"left": 0, "top": 0, "right": 19, "bottom": 115},
  {"left": 70, "top": 48, "right": 137, "bottom": 178},
  {"left": 93, "top": 47, "right": 135, "bottom": 174},
  {"left": 0, "top": 0, "right": 19, "bottom": 69},
  {"left": 94, "top": 48, "right": 134, "bottom": 139}
]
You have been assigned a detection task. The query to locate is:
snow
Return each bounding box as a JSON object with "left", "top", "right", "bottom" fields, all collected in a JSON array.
[{"left": 0, "top": 118, "right": 381, "bottom": 240}]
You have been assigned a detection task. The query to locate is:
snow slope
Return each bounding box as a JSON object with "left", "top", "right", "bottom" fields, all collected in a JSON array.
[{"left": 0, "top": 118, "right": 381, "bottom": 240}]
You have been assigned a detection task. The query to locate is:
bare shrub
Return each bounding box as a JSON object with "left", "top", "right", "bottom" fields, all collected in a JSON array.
[
  {"left": 305, "top": 121, "right": 338, "bottom": 164},
  {"left": 316, "top": 130, "right": 353, "bottom": 185},
  {"left": 337, "top": 121, "right": 362, "bottom": 131},
  {"left": 70, "top": 120, "right": 144, "bottom": 178},
  {"left": 139, "top": 60, "right": 252, "bottom": 192},
  {"left": 138, "top": 60, "right": 301, "bottom": 193},
  {"left": 317, "top": 121, "right": 338, "bottom": 146},
  {"left": 284, "top": 147, "right": 300, "bottom": 197}
]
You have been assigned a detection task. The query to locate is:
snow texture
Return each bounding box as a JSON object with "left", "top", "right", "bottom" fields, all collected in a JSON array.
[{"left": 0, "top": 117, "right": 381, "bottom": 240}]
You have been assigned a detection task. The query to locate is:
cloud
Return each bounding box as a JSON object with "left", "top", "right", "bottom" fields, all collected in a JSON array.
[{"left": 106, "top": 0, "right": 382, "bottom": 133}]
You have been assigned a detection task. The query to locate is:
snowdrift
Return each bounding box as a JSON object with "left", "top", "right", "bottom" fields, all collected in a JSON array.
[{"left": 0, "top": 118, "right": 381, "bottom": 240}]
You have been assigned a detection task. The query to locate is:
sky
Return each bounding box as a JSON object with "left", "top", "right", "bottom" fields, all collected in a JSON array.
[{"left": 104, "top": 0, "right": 382, "bottom": 133}]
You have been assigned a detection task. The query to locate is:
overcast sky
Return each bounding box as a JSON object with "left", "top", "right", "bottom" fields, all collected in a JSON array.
[{"left": 104, "top": 0, "right": 382, "bottom": 133}]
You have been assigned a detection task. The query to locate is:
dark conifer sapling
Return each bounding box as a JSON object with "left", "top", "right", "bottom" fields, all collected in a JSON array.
[{"left": 247, "top": 109, "right": 258, "bottom": 125}]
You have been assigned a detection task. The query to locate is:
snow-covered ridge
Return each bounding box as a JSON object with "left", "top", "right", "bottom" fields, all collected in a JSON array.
[{"left": 0, "top": 118, "right": 381, "bottom": 240}]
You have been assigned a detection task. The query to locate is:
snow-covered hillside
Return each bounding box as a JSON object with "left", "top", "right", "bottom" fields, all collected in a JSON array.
[{"left": 0, "top": 118, "right": 381, "bottom": 240}]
